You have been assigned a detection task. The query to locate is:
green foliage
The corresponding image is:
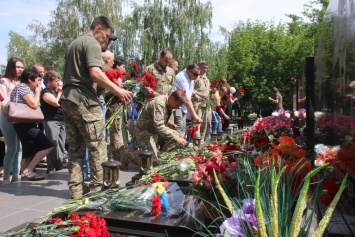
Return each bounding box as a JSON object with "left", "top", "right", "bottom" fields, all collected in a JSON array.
[
  {"left": 227, "top": 20, "right": 314, "bottom": 111},
  {"left": 124, "top": 0, "right": 213, "bottom": 69},
  {"left": 5, "top": 0, "right": 329, "bottom": 99}
]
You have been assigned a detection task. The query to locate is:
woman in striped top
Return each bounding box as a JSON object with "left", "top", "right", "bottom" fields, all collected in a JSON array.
[{"left": 10, "top": 69, "right": 54, "bottom": 181}]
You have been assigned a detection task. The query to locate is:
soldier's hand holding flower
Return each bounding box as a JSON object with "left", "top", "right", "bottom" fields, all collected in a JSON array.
[
  {"left": 177, "top": 137, "right": 187, "bottom": 147},
  {"left": 116, "top": 87, "right": 133, "bottom": 104},
  {"left": 193, "top": 115, "right": 203, "bottom": 124}
]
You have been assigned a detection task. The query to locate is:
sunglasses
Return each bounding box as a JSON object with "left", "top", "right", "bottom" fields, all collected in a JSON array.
[
  {"left": 190, "top": 70, "right": 200, "bottom": 77},
  {"left": 100, "top": 30, "right": 112, "bottom": 43}
]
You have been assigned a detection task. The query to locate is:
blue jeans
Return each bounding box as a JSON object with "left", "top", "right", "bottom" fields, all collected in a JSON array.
[
  {"left": 211, "top": 111, "right": 222, "bottom": 133},
  {"left": 0, "top": 110, "right": 22, "bottom": 179},
  {"left": 173, "top": 109, "right": 186, "bottom": 138}
]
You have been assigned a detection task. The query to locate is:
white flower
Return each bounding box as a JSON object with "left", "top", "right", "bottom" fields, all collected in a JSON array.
[
  {"left": 315, "top": 111, "right": 324, "bottom": 120},
  {"left": 315, "top": 144, "right": 329, "bottom": 156},
  {"left": 272, "top": 112, "right": 279, "bottom": 116},
  {"left": 314, "top": 159, "right": 325, "bottom": 167},
  {"left": 294, "top": 111, "right": 299, "bottom": 117},
  {"left": 285, "top": 113, "right": 291, "bottom": 118},
  {"left": 332, "top": 146, "right": 340, "bottom": 153}
]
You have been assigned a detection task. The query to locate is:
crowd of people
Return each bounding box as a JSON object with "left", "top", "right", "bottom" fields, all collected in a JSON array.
[{"left": 0, "top": 15, "right": 275, "bottom": 199}]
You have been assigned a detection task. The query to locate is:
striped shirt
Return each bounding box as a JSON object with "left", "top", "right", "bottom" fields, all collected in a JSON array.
[{"left": 10, "top": 83, "right": 34, "bottom": 104}]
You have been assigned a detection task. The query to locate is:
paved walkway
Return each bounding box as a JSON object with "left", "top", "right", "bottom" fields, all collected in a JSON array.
[{"left": 0, "top": 164, "right": 140, "bottom": 233}]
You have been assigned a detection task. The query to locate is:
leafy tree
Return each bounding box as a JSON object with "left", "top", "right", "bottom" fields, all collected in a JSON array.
[
  {"left": 6, "top": 31, "right": 48, "bottom": 67},
  {"left": 123, "top": 0, "right": 213, "bottom": 69},
  {"left": 227, "top": 20, "right": 314, "bottom": 114},
  {"left": 26, "top": 0, "right": 128, "bottom": 72},
  {"left": 22, "top": 0, "right": 221, "bottom": 75}
]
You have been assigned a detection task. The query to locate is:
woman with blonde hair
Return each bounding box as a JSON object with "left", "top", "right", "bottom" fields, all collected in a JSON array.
[{"left": 0, "top": 57, "right": 24, "bottom": 184}]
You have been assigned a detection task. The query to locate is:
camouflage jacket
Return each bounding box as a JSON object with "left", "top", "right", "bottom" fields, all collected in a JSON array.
[
  {"left": 136, "top": 95, "right": 178, "bottom": 141},
  {"left": 193, "top": 74, "right": 211, "bottom": 108},
  {"left": 144, "top": 63, "right": 176, "bottom": 96}
]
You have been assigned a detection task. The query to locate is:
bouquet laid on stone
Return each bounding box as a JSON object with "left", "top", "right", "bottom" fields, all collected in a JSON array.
[{"left": 1, "top": 213, "right": 110, "bottom": 237}]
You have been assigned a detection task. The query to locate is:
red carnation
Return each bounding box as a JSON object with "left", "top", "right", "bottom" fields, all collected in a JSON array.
[
  {"left": 51, "top": 217, "right": 63, "bottom": 223},
  {"left": 69, "top": 213, "right": 80, "bottom": 221},
  {"left": 154, "top": 173, "right": 161, "bottom": 182},
  {"left": 133, "top": 61, "right": 139, "bottom": 73},
  {"left": 148, "top": 91, "right": 155, "bottom": 98},
  {"left": 151, "top": 195, "right": 162, "bottom": 216}
]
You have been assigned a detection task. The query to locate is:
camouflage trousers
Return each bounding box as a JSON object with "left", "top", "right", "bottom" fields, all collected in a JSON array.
[
  {"left": 193, "top": 106, "right": 212, "bottom": 141},
  {"left": 135, "top": 131, "right": 179, "bottom": 159},
  {"left": 119, "top": 148, "right": 141, "bottom": 166},
  {"left": 61, "top": 99, "right": 107, "bottom": 199},
  {"left": 107, "top": 103, "right": 124, "bottom": 161}
]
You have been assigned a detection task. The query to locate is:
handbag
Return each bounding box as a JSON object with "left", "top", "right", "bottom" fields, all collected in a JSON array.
[{"left": 5, "top": 88, "right": 44, "bottom": 123}]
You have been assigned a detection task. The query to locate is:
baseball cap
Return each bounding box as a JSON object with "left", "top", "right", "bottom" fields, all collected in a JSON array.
[{"left": 109, "top": 34, "right": 118, "bottom": 41}]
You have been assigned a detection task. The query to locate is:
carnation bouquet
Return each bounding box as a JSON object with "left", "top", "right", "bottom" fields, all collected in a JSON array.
[
  {"left": 2, "top": 213, "right": 110, "bottom": 237},
  {"left": 136, "top": 158, "right": 196, "bottom": 185},
  {"left": 104, "top": 62, "right": 156, "bottom": 129},
  {"left": 245, "top": 115, "right": 294, "bottom": 147},
  {"left": 191, "top": 144, "right": 240, "bottom": 202}
]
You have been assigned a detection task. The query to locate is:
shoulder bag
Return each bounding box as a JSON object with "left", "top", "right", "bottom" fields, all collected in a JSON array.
[{"left": 5, "top": 88, "right": 44, "bottom": 123}]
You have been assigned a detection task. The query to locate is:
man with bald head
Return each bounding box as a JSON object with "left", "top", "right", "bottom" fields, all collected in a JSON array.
[
  {"left": 102, "top": 50, "right": 114, "bottom": 70},
  {"left": 169, "top": 60, "right": 179, "bottom": 73},
  {"left": 33, "top": 63, "right": 46, "bottom": 88}
]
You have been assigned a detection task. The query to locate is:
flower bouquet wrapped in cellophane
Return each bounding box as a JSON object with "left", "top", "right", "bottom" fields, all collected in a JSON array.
[
  {"left": 41, "top": 182, "right": 185, "bottom": 222},
  {"left": 136, "top": 158, "right": 196, "bottom": 185},
  {"left": 1, "top": 212, "right": 110, "bottom": 237},
  {"left": 105, "top": 182, "right": 185, "bottom": 216}
]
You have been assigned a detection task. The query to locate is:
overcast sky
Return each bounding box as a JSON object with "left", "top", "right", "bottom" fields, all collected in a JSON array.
[{"left": 0, "top": 0, "right": 313, "bottom": 66}]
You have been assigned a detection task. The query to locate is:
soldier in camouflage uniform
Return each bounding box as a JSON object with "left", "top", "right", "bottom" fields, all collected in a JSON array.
[
  {"left": 134, "top": 90, "right": 188, "bottom": 159},
  {"left": 61, "top": 16, "right": 132, "bottom": 199},
  {"left": 193, "top": 61, "right": 211, "bottom": 142},
  {"left": 106, "top": 57, "right": 126, "bottom": 162},
  {"left": 143, "top": 49, "right": 176, "bottom": 96}
]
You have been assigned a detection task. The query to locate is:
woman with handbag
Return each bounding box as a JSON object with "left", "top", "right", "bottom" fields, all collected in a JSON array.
[
  {"left": 0, "top": 57, "right": 24, "bottom": 185},
  {"left": 10, "top": 69, "right": 54, "bottom": 181},
  {"left": 40, "top": 70, "right": 65, "bottom": 173}
]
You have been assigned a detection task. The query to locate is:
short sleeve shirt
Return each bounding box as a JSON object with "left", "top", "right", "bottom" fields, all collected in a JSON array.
[
  {"left": 176, "top": 69, "right": 194, "bottom": 113},
  {"left": 10, "top": 83, "right": 34, "bottom": 104},
  {"left": 61, "top": 34, "right": 104, "bottom": 105}
]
